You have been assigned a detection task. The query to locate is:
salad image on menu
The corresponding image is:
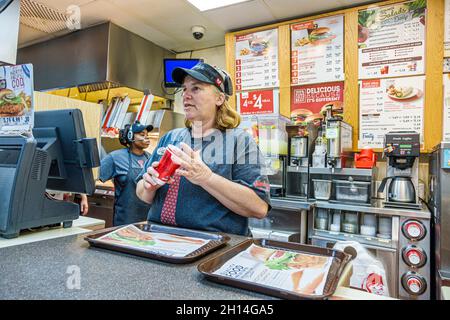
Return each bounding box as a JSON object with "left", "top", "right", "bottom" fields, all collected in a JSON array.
[{"left": 358, "top": 0, "right": 426, "bottom": 79}]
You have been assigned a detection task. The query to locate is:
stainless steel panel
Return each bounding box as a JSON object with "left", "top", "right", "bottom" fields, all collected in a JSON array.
[
  {"left": 17, "top": 23, "right": 110, "bottom": 90},
  {"left": 17, "top": 22, "right": 176, "bottom": 97}
]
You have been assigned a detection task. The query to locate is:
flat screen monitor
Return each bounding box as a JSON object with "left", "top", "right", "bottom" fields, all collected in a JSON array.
[
  {"left": 164, "top": 58, "right": 203, "bottom": 88},
  {"left": 33, "top": 109, "right": 99, "bottom": 194}
]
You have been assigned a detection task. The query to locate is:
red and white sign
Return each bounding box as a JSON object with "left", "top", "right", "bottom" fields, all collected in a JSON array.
[
  {"left": 237, "top": 89, "right": 279, "bottom": 116},
  {"left": 235, "top": 28, "right": 279, "bottom": 91},
  {"left": 291, "top": 15, "right": 344, "bottom": 85},
  {"left": 291, "top": 82, "right": 344, "bottom": 115}
]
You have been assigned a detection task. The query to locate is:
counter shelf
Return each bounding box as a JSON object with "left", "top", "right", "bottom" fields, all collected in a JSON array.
[
  {"left": 85, "top": 223, "right": 230, "bottom": 264},
  {"left": 197, "top": 238, "right": 352, "bottom": 300}
]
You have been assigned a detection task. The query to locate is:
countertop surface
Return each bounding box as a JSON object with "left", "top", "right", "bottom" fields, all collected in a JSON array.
[
  {"left": 0, "top": 231, "right": 272, "bottom": 300},
  {"left": 0, "top": 216, "right": 105, "bottom": 249}
]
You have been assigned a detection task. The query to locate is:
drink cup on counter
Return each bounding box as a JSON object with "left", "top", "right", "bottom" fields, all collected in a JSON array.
[{"left": 154, "top": 145, "right": 181, "bottom": 185}]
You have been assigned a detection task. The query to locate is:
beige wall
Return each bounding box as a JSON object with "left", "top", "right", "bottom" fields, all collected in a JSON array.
[{"left": 173, "top": 45, "right": 226, "bottom": 113}]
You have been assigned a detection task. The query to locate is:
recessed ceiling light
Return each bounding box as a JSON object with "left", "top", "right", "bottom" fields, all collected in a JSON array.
[{"left": 187, "top": 0, "right": 251, "bottom": 12}]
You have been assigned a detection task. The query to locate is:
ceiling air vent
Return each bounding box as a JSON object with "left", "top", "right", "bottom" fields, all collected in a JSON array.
[{"left": 20, "top": 0, "right": 69, "bottom": 34}]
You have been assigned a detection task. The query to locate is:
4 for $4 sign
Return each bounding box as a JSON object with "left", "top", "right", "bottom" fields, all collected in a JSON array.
[{"left": 238, "top": 89, "right": 278, "bottom": 115}]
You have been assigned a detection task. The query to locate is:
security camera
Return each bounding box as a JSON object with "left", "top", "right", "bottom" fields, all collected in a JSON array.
[{"left": 191, "top": 26, "right": 206, "bottom": 40}]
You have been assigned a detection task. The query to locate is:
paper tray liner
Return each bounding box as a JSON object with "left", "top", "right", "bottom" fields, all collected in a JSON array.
[
  {"left": 84, "top": 223, "right": 230, "bottom": 264},
  {"left": 197, "top": 238, "right": 352, "bottom": 300}
]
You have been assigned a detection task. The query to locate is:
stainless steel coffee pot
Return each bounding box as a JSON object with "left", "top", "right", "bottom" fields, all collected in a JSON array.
[{"left": 378, "top": 176, "right": 416, "bottom": 203}]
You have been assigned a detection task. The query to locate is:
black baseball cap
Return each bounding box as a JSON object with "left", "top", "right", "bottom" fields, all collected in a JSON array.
[
  {"left": 132, "top": 122, "right": 153, "bottom": 133},
  {"left": 172, "top": 62, "right": 233, "bottom": 96}
]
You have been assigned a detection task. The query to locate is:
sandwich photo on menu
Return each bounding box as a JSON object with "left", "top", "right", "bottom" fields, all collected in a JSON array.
[
  {"left": 0, "top": 89, "right": 31, "bottom": 117},
  {"left": 295, "top": 26, "right": 336, "bottom": 47},
  {"left": 386, "top": 84, "right": 422, "bottom": 102}
]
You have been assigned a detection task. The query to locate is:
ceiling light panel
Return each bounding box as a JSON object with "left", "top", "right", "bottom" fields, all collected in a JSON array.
[{"left": 187, "top": 0, "right": 251, "bottom": 11}]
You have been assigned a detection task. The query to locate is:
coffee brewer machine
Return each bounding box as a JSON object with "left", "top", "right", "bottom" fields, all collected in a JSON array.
[
  {"left": 378, "top": 131, "right": 422, "bottom": 210},
  {"left": 285, "top": 122, "right": 318, "bottom": 199}
]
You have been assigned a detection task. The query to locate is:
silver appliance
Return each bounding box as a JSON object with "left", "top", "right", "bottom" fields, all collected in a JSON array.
[
  {"left": 429, "top": 142, "right": 450, "bottom": 299},
  {"left": 285, "top": 123, "right": 318, "bottom": 199},
  {"left": 378, "top": 131, "right": 421, "bottom": 210},
  {"left": 325, "top": 119, "right": 353, "bottom": 168},
  {"left": 308, "top": 202, "right": 431, "bottom": 300}
]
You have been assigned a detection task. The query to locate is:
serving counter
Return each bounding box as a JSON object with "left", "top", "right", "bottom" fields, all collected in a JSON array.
[{"left": 0, "top": 227, "right": 391, "bottom": 300}]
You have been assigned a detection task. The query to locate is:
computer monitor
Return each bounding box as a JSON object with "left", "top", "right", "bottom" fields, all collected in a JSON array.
[
  {"left": 163, "top": 58, "right": 203, "bottom": 88},
  {"left": 0, "top": 109, "right": 100, "bottom": 238},
  {"left": 33, "top": 109, "right": 98, "bottom": 194}
]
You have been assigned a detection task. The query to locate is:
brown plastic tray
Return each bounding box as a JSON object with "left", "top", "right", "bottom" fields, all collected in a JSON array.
[
  {"left": 198, "top": 238, "right": 352, "bottom": 300},
  {"left": 84, "top": 223, "right": 230, "bottom": 264}
]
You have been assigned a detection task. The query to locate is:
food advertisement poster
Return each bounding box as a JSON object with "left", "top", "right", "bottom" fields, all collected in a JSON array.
[
  {"left": 97, "top": 225, "right": 210, "bottom": 257},
  {"left": 213, "top": 244, "right": 333, "bottom": 296},
  {"left": 443, "top": 74, "right": 450, "bottom": 141},
  {"left": 0, "top": 64, "right": 34, "bottom": 135},
  {"left": 358, "top": 0, "right": 426, "bottom": 79},
  {"left": 291, "top": 15, "right": 344, "bottom": 85},
  {"left": 237, "top": 89, "right": 279, "bottom": 116},
  {"left": 235, "top": 29, "right": 279, "bottom": 91},
  {"left": 445, "top": 0, "right": 450, "bottom": 57},
  {"left": 291, "top": 82, "right": 344, "bottom": 119},
  {"left": 359, "top": 76, "right": 425, "bottom": 148}
]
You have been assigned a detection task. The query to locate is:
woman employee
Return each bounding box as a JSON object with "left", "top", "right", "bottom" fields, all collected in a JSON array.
[
  {"left": 99, "top": 121, "right": 153, "bottom": 226},
  {"left": 136, "top": 62, "right": 270, "bottom": 235}
]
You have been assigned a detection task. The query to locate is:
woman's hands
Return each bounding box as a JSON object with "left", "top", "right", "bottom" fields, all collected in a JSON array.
[
  {"left": 170, "top": 142, "right": 212, "bottom": 186},
  {"left": 142, "top": 161, "right": 164, "bottom": 191}
]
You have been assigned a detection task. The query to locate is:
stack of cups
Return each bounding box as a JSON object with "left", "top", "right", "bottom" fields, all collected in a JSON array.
[
  {"left": 360, "top": 213, "right": 377, "bottom": 237},
  {"left": 378, "top": 216, "right": 392, "bottom": 239},
  {"left": 315, "top": 208, "right": 329, "bottom": 230},
  {"left": 330, "top": 211, "right": 341, "bottom": 232}
]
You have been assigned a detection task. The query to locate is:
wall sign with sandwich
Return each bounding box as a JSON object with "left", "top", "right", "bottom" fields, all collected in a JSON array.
[
  {"left": 0, "top": 64, "right": 34, "bottom": 135},
  {"left": 235, "top": 28, "right": 279, "bottom": 91},
  {"left": 358, "top": 76, "right": 425, "bottom": 149},
  {"left": 290, "top": 82, "right": 344, "bottom": 124},
  {"left": 291, "top": 15, "right": 344, "bottom": 85},
  {"left": 358, "top": 0, "right": 426, "bottom": 79}
]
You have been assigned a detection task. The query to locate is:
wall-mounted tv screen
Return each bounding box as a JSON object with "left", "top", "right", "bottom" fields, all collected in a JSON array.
[{"left": 164, "top": 58, "right": 203, "bottom": 88}]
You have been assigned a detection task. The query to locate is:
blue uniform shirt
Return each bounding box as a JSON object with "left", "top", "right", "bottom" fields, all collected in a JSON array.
[{"left": 136, "top": 128, "right": 271, "bottom": 236}]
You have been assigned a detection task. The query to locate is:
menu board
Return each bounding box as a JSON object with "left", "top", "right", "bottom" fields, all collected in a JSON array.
[
  {"left": 445, "top": 0, "right": 450, "bottom": 57},
  {"left": 235, "top": 29, "right": 279, "bottom": 91},
  {"left": 359, "top": 76, "right": 425, "bottom": 148},
  {"left": 291, "top": 82, "right": 344, "bottom": 116},
  {"left": 291, "top": 15, "right": 344, "bottom": 85},
  {"left": 358, "top": 0, "right": 426, "bottom": 79},
  {"left": 443, "top": 74, "right": 450, "bottom": 141},
  {"left": 237, "top": 89, "right": 279, "bottom": 116},
  {"left": 0, "top": 64, "right": 34, "bottom": 135}
]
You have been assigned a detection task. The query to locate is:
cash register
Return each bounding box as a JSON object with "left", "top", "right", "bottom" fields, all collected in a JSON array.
[{"left": 0, "top": 109, "right": 100, "bottom": 238}]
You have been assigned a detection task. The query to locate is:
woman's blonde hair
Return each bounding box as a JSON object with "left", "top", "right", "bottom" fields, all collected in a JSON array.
[{"left": 184, "top": 86, "right": 241, "bottom": 130}]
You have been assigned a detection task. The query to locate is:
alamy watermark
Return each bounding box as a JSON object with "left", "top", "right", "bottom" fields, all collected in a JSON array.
[
  {"left": 66, "top": 265, "right": 81, "bottom": 290},
  {"left": 66, "top": 5, "right": 81, "bottom": 31}
]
